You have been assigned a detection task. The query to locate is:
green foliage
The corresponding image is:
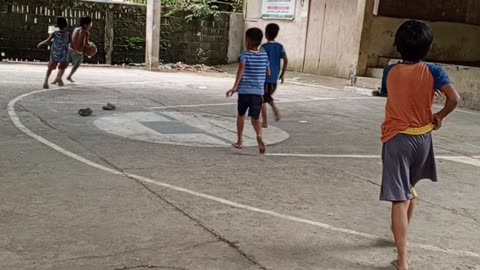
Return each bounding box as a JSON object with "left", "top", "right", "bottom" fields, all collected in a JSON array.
[
  {"left": 134, "top": 0, "right": 243, "bottom": 20},
  {"left": 160, "top": 37, "right": 172, "bottom": 50},
  {"left": 124, "top": 36, "right": 144, "bottom": 50}
]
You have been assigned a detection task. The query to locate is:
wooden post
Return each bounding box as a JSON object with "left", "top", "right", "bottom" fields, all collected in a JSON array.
[
  {"left": 146, "top": 0, "right": 161, "bottom": 70},
  {"left": 104, "top": 7, "right": 114, "bottom": 65}
]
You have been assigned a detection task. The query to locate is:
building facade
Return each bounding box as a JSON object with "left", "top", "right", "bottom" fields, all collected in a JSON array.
[{"left": 244, "top": 0, "right": 480, "bottom": 79}]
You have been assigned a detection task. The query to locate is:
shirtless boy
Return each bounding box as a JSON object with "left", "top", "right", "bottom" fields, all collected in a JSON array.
[{"left": 66, "top": 15, "right": 92, "bottom": 82}]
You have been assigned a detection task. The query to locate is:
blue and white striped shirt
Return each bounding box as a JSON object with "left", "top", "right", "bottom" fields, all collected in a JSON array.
[{"left": 237, "top": 51, "right": 270, "bottom": 95}]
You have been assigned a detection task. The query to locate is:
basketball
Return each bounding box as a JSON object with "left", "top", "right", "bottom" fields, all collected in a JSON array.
[{"left": 84, "top": 42, "right": 97, "bottom": 58}]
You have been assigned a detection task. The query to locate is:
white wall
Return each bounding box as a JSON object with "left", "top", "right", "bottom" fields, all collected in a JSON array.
[
  {"left": 244, "top": 0, "right": 310, "bottom": 71},
  {"left": 303, "top": 0, "right": 366, "bottom": 78},
  {"left": 244, "top": 0, "right": 367, "bottom": 78}
]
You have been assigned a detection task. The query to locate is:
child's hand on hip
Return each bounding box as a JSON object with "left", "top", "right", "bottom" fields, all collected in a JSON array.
[
  {"left": 433, "top": 113, "right": 444, "bottom": 130},
  {"left": 434, "top": 90, "right": 446, "bottom": 98}
]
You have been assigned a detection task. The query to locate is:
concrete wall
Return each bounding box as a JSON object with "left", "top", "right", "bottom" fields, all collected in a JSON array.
[
  {"left": 227, "top": 13, "right": 244, "bottom": 63},
  {"left": 441, "top": 65, "right": 480, "bottom": 110},
  {"left": 244, "top": 0, "right": 367, "bottom": 78},
  {"left": 377, "top": 0, "right": 480, "bottom": 26},
  {"left": 244, "top": 0, "right": 310, "bottom": 71},
  {"left": 359, "top": 16, "right": 480, "bottom": 71},
  {"left": 162, "top": 14, "right": 231, "bottom": 65},
  {"left": 303, "top": 0, "right": 366, "bottom": 78}
]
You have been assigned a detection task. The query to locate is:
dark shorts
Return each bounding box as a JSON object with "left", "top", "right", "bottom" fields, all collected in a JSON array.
[
  {"left": 238, "top": 94, "right": 263, "bottom": 120},
  {"left": 264, "top": 83, "right": 277, "bottom": 103},
  {"left": 380, "top": 133, "right": 437, "bottom": 202}
]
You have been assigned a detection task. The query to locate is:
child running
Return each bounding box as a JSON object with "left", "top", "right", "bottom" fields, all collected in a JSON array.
[
  {"left": 37, "top": 17, "right": 70, "bottom": 89},
  {"left": 380, "top": 20, "right": 460, "bottom": 270},
  {"left": 226, "top": 28, "right": 271, "bottom": 154},
  {"left": 66, "top": 15, "right": 92, "bottom": 83},
  {"left": 261, "top": 23, "right": 288, "bottom": 128}
]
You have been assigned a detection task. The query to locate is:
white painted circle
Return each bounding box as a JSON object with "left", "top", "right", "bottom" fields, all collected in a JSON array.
[{"left": 93, "top": 111, "right": 289, "bottom": 147}]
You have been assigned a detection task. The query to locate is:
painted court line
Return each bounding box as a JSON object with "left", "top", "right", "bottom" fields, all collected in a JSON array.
[
  {"left": 268, "top": 153, "right": 379, "bottom": 159},
  {"left": 148, "top": 97, "right": 377, "bottom": 110},
  {"left": 283, "top": 80, "right": 339, "bottom": 90},
  {"left": 267, "top": 153, "right": 480, "bottom": 167},
  {"left": 8, "top": 87, "right": 480, "bottom": 259}
]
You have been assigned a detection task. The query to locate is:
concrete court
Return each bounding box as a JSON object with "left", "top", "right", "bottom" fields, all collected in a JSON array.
[{"left": 0, "top": 63, "right": 479, "bottom": 270}]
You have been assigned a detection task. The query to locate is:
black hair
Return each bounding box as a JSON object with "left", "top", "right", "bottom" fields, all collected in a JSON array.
[
  {"left": 80, "top": 15, "right": 92, "bottom": 27},
  {"left": 245, "top": 28, "right": 263, "bottom": 48},
  {"left": 394, "top": 20, "right": 433, "bottom": 62},
  {"left": 56, "top": 16, "right": 68, "bottom": 29},
  {"left": 265, "top": 23, "right": 280, "bottom": 40}
]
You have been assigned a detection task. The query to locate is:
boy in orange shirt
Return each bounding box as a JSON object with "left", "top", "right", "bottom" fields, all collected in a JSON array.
[{"left": 380, "top": 20, "right": 460, "bottom": 270}]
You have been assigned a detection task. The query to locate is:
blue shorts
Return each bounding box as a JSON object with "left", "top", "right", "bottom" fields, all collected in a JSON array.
[{"left": 238, "top": 94, "right": 263, "bottom": 120}]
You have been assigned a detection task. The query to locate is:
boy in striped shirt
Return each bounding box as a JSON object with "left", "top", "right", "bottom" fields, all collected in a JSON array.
[{"left": 227, "top": 28, "right": 271, "bottom": 154}]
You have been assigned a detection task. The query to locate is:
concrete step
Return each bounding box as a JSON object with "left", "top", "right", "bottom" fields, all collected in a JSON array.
[
  {"left": 354, "top": 76, "right": 381, "bottom": 90},
  {"left": 366, "top": 67, "right": 384, "bottom": 79}
]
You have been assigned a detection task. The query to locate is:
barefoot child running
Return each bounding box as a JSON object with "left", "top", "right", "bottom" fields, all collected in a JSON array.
[
  {"left": 67, "top": 15, "right": 92, "bottom": 83},
  {"left": 226, "top": 28, "right": 271, "bottom": 154},
  {"left": 37, "top": 17, "right": 70, "bottom": 89},
  {"left": 380, "top": 20, "right": 460, "bottom": 270},
  {"left": 261, "top": 23, "right": 288, "bottom": 128}
]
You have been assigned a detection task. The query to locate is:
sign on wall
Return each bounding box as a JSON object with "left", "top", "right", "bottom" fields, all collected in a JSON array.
[{"left": 261, "top": 0, "right": 296, "bottom": 20}]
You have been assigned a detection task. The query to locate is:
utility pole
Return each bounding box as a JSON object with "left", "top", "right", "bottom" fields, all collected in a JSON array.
[{"left": 145, "top": 0, "right": 161, "bottom": 70}]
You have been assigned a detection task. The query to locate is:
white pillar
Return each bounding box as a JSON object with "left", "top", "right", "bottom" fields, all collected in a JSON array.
[{"left": 146, "top": 0, "right": 161, "bottom": 70}]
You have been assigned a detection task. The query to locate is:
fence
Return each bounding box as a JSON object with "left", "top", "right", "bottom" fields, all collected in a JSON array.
[{"left": 0, "top": 0, "right": 240, "bottom": 65}]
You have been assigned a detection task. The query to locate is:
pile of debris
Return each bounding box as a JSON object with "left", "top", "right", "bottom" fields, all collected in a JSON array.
[
  {"left": 128, "top": 62, "right": 222, "bottom": 72},
  {"left": 160, "top": 62, "right": 222, "bottom": 72}
]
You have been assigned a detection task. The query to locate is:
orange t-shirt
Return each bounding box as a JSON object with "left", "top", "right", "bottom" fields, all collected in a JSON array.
[{"left": 381, "top": 62, "right": 451, "bottom": 143}]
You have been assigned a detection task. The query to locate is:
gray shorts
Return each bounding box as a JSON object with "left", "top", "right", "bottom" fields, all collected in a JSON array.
[
  {"left": 69, "top": 50, "right": 84, "bottom": 66},
  {"left": 380, "top": 133, "right": 438, "bottom": 202}
]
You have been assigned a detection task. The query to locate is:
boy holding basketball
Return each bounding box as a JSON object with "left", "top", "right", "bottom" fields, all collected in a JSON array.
[
  {"left": 260, "top": 23, "right": 288, "bottom": 128},
  {"left": 226, "top": 28, "right": 270, "bottom": 154},
  {"left": 380, "top": 20, "right": 460, "bottom": 270},
  {"left": 67, "top": 15, "right": 93, "bottom": 83}
]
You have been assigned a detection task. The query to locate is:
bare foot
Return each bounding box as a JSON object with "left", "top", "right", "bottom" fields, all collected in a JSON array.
[
  {"left": 57, "top": 80, "right": 64, "bottom": 87},
  {"left": 392, "top": 259, "right": 410, "bottom": 270},
  {"left": 43, "top": 83, "right": 49, "bottom": 89},
  {"left": 262, "top": 122, "right": 268, "bottom": 128},
  {"left": 67, "top": 77, "right": 75, "bottom": 83},
  {"left": 257, "top": 135, "right": 266, "bottom": 154},
  {"left": 232, "top": 143, "right": 243, "bottom": 149},
  {"left": 273, "top": 109, "right": 281, "bottom": 122}
]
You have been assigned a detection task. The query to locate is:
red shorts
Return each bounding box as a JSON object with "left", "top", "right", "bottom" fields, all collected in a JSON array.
[{"left": 49, "top": 61, "right": 68, "bottom": 70}]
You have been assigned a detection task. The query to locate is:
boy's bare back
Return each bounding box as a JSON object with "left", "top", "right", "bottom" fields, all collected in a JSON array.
[{"left": 70, "top": 27, "right": 90, "bottom": 53}]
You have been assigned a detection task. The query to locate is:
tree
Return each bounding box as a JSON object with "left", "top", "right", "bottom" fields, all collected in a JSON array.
[{"left": 135, "top": 0, "right": 243, "bottom": 17}]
